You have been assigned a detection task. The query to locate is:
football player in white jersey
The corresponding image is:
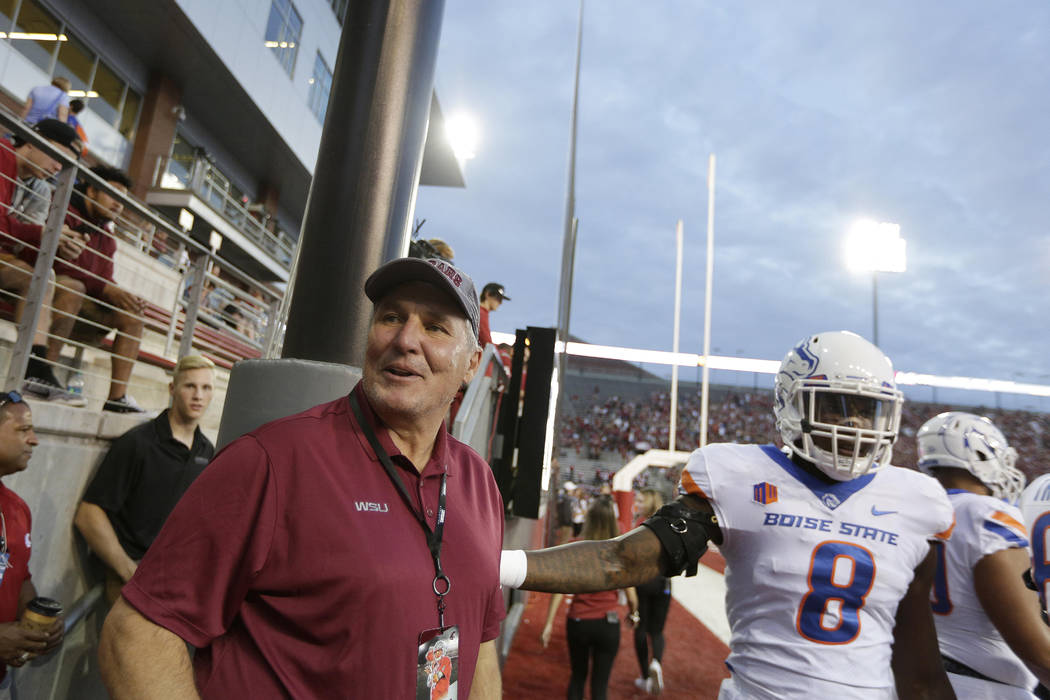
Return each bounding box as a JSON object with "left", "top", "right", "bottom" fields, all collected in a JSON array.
[
  {"left": 916, "top": 412, "right": 1050, "bottom": 698},
  {"left": 1018, "top": 470, "right": 1050, "bottom": 700},
  {"left": 1020, "top": 473, "right": 1050, "bottom": 622},
  {"left": 501, "top": 331, "right": 956, "bottom": 699}
]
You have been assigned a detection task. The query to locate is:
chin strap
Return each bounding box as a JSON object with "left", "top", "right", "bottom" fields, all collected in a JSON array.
[{"left": 642, "top": 501, "right": 721, "bottom": 577}]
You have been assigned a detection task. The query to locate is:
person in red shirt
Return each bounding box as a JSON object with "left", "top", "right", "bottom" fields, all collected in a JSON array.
[
  {"left": 0, "top": 392, "right": 63, "bottom": 674},
  {"left": 631, "top": 488, "right": 672, "bottom": 694},
  {"left": 0, "top": 120, "right": 86, "bottom": 405},
  {"left": 541, "top": 497, "right": 638, "bottom": 700},
  {"left": 477, "top": 282, "right": 509, "bottom": 348},
  {"left": 20, "top": 165, "right": 147, "bottom": 413},
  {"left": 98, "top": 257, "right": 505, "bottom": 698}
]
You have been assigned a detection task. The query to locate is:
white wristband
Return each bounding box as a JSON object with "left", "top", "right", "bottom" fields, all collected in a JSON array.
[{"left": 500, "top": 549, "right": 528, "bottom": 589}]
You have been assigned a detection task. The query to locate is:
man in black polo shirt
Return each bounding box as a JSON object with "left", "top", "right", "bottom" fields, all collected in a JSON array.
[{"left": 75, "top": 355, "right": 216, "bottom": 603}]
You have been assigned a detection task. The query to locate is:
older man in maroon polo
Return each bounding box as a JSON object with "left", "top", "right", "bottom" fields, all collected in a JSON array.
[{"left": 97, "top": 258, "right": 505, "bottom": 698}]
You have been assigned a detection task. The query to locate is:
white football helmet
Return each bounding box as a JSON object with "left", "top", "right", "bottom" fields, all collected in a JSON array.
[
  {"left": 774, "top": 331, "right": 903, "bottom": 481},
  {"left": 916, "top": 411, "right": 1024, "bottom": 502}
]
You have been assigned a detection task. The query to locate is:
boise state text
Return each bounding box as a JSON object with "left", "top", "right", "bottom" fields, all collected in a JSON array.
[{"left": 762, "top": 511, "right": 899, "bottom": 545}]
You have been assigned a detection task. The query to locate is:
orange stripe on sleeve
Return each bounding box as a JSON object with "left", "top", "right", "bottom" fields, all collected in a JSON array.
[
  {"left": 933, "top": 516, "right": 956, "bottom": 541},
  {"left": 680, "top": 470, "right": 709, "bottom": 500},
  {"left": 991, "top": 511, "right": 1028, "bottom": 537}
]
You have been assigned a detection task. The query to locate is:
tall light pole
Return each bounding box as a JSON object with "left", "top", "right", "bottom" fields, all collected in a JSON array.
[{"left": 844, "top": 220, "right": 906, "bottom": 348}]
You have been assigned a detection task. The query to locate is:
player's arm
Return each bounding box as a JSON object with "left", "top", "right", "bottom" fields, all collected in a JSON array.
[
  {"left": 503, "top": 495, "right": 721, "bottom": 593},
  {"left": 74, "top": 502, "right": 138, "bottom": 582},
  {"left": 468, "top": 639, "right": 501, "bottom": 699},
  {"left": 975, "top": 546, "right": 1050, "bottom": 687},
  {"left": 99, "top": 597, "right": 199, "bottom": 700},
  {"left": 890, "top": 545, "right": 956, "bottom": 700}
]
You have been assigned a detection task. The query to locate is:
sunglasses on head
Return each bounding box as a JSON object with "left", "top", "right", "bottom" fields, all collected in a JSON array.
[{"left": 0, "top": 391, "right": 24, "bottom": 408}]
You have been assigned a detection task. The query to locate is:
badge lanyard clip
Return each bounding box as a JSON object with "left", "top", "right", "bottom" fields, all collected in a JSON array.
[{"left": 351, "top": 394, "right": 449, "bottom": 627}]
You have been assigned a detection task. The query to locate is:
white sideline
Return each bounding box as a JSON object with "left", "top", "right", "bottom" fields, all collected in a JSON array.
[{"left": 671, "top": 562, "right": 731, "bottom": 646}]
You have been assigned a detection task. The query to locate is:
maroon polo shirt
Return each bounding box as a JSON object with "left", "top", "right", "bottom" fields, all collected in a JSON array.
[{"left": 122, "top": 384, "right": 506, "bottom": 698}]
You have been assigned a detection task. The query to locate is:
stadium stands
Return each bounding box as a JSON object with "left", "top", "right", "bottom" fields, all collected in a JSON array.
[{"left": 559, "top": 384, "right": 1050, "bottom": 483}]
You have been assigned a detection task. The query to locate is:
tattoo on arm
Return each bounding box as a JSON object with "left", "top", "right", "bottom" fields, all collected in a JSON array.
[{"left": 522, "top": 527, "right": 666, "bottom": 593}]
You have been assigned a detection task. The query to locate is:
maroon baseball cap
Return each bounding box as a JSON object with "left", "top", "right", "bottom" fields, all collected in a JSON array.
[{"left": 364, "top": 257, "right": 480, "bottom": 338}]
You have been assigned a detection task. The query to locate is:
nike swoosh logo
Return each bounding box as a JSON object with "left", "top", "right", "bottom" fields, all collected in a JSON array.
[{"left": 871, "top": 506, "right": 897, "bottom": 516}]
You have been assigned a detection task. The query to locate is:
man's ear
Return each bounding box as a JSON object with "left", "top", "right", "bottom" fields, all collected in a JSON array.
[{"left": 462, "top": 346, "right": 482, "bottom": 386}]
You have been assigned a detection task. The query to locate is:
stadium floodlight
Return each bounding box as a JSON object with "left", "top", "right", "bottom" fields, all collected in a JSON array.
[
  {"left": 444, "top": 112, "right": 479, "bottom": 161},
  {"left": 844, "top": 219, "right": 906, "bottom": 347}
]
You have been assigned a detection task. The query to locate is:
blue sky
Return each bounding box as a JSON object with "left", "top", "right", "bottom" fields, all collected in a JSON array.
[{"left": 416, "top": 2, "right": 1050, "bottom": 403}]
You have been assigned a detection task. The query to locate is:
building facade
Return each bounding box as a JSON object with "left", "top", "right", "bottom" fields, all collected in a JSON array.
[{"left": 0, "top": 0, "right": 461, "bottom": 282}]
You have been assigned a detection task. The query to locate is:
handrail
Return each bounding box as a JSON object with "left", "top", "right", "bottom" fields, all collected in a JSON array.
[
  {"left": 5, "top": 582, "right": 107, "bottom": 698},
  {"left": 153, "top": 154, "right": 295, "bottom": 267},
  {"left": 0, "top": 106, "right": 286, "bottom": 392},
  {"left": 452, "top": 344, "right": 507, "bottom": 449},
  {"left": 0, "top": 107, "right": 284, "bottom": 305},
  {"left": 62, "top": 583, "right": 104, "bottom": 635}
]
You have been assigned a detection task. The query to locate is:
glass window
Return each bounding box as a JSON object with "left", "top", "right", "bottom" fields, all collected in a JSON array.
[
  {"left": 264, "top": 0, "right": 302, "bottom": 77},
  {"left": 119, "top": 87, "right": 141, "bottom": 139},
  {"left": 162, "top": 132, "right": 196, "bottom": 189},
  {"left": 0, "top": 0, "right": 18, "bottom": 34},
  {"left": 55, "top": 31, "right": 94, "bottom": 94},
  {"left": 307, "top": 53, "right": 332, "bottom": 123},
  {"left": 329, "top": 0, "right": 348, "bottom": 25},
  {"left": 11, "top": 0, "right": 63, "bottom": 74},
  {"left": 87, "top": 60, "right": 122, "bottom": 125}
]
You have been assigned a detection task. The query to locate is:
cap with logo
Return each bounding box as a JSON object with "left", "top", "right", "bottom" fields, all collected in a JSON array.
[
  {"left": 364, "top": 257, "right": 480, "bottom": 338},
  {"left": 481, "top": 282, "right": 510, "bottom": 301}
]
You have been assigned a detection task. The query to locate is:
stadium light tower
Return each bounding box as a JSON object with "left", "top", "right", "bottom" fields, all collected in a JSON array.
[{"left": 844, "top": 219, "right": 906, "bottom": 348}]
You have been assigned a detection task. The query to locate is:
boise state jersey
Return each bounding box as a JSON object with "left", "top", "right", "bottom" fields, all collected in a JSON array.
[
  {"left": 932, "top": 490, "right": 1036, "bottom": 690},
  {"left": 679, "top": 444, "right": 954, "bottom": 699},
  {"left": 1019, "top": 474, "right": 1050, "bottom": 617}
]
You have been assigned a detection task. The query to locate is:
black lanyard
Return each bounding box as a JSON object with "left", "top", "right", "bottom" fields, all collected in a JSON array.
[{"left": 350, "top": 393, "right": 450, "bottom": 627}]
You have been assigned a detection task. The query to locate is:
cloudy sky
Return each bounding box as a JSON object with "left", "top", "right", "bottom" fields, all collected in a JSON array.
[{"left": 416, "top": 2, "right": 1050, "bottom": 405}]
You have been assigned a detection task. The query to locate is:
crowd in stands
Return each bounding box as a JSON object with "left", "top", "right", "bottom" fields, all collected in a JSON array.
[
  {"left": 0, "top": 78, "right": 277, "bottom": 413},
  {"left": 560, "top": 388, "right": 1050, "bottom": 482}
]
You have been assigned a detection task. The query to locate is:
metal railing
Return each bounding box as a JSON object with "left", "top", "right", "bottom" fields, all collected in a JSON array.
[
  {"left": 6, "top": 583, "right": 105, "bottom": 700},
  {"left": 451, "top": 344, "right": 509, "bottom": 460},
  {"left": 0, "top": 108, "right": 286, "bottom": 406},
  {"left": 152, "top": 154, "right": 296, "bottom": 268}
]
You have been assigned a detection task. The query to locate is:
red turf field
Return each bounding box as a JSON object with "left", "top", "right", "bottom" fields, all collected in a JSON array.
[{"left": 502, "top": 554, "right": 731, "bottom": 698}]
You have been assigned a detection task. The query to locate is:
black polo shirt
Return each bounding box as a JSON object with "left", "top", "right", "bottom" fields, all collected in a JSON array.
[{"left": 83, "top": 409, "right": 214, "bottom": 560}]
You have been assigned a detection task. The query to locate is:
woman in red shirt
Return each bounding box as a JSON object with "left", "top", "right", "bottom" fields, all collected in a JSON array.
[
  {"left": 540, "top": 496, "right": 638, "bottom": 700},
  {"left": 632, "top": 488, "right": 672, "bottom": 694}
]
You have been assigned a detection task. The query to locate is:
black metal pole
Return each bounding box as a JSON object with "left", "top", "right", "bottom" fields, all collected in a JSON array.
[{"left": 281, "top": 0, "right": 445, "bottom": 365}]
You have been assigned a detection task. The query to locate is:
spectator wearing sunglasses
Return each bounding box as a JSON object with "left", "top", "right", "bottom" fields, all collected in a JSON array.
[{"left": 0, "top": 392, "right": 63, "bottom": 674}]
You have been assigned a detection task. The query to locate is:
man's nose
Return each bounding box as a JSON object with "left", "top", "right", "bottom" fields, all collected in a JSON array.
[{"left": 392, "top": 317, "right": 424, "bottom": 349}]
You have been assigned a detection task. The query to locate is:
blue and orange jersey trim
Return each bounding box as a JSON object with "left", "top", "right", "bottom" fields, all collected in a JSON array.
[
  {"left": 753, "top": 482, "right": 778, "bottom": 505},
  {"left": 984, "top": 510, "right": 1029, "bottom": 547},
  {"left": 933, "top": 516, "right": 955, "bottom": 541},
  {"left": 680, "top": 471, "right": 709, "bottom": 500}
]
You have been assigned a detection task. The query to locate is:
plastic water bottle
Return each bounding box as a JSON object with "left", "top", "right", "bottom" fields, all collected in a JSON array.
[{"left": 67, "top": 372, "right": 84, "bottom": 397}]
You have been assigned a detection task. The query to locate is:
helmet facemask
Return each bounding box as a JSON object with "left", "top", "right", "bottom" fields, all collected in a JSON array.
[
  {"left": 793, "top": 383, "right": 901, "bottom": 480},
  {"left": 917, "top": 412, "right": 1025, "bottom": 502},
  {"left": 774, "top": 331, "right": 904, "bottom": 482}
]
